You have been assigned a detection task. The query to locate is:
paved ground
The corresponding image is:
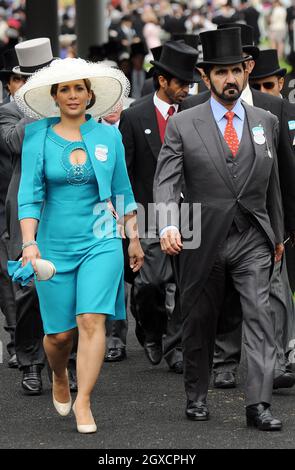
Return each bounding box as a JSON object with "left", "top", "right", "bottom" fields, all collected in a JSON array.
[{"left": 0, "top": 313, "right": 294, "bottom": 450}]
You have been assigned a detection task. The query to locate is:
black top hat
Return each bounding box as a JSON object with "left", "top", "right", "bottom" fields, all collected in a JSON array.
[
  {"left": 250, "top": 49, "right": 287, "bottom": 80},
  {"left": 171, "top": 33, "right": 199, "bottom": 50},
  {"left": 150, "top": 45, "right": 162, "bottom": 61},
  {"left": 217, "top": 23, "right": 259, "bottom": 60},
  {"left": 0, "top": 48, "right": 19, "bottom": 80},
  {"left": 150, "top": 40, "right": 201, "bottom": 82},
  {"left": 130, "top": 42, "right": 148, "bottom": 57},
  {"left": 197, "top": 28, "right": 252, "bottom": 68}
]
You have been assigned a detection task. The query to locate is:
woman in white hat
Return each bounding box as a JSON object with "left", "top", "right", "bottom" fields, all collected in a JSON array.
[{"left": 14, "top": 58, "right": 144, "bottom": 433}]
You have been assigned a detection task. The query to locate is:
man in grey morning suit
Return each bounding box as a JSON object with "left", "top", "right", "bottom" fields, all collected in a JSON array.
[
  {"left": 181, "top": 25, "right": 295, "bottom": 391},
  {"left": 154, "top": 28, "right": 284, "bottom": 430}
]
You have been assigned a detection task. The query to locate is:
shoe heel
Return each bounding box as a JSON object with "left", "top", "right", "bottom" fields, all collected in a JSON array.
[
  {"left": 246, "top": 416, "right": 255, "bottom": 427},
  {"left": 73, "top": 402, "right": 97, "bottom": 434}
]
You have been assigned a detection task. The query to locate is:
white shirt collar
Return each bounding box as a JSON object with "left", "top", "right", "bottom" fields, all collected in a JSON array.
[
  {"left": 153, "top": 92, "right": 179, "bottom": 119},
  {"left": 241, "top": 83, "right": 253, "bottom": 106}
]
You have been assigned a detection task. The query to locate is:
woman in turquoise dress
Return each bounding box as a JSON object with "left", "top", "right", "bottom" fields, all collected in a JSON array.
[{"left": 15, "top": 58, "right": 144, "bottom": 433}]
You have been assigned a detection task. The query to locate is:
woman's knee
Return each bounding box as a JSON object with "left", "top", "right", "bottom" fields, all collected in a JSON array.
[
  {"left": 45, "top": 331, "right": 73, "bottom": 349},
  {"left": 77, "top": 313, "right": 106, "bottom": 337}
]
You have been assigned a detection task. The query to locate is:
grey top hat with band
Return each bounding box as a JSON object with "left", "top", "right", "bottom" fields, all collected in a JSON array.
[
  {"left": 197, "top": 28, "right": 252, "bottom": 68},
  {"left": 13, "top": 38, "right": 54, "bottom": 76},
  {"left": 150, "top": 40, "right": 201, "bottom": 83},
  {"left": 249, "top": 49, "right": 287, "bottom": 80},
  {"left": 217, "top": 23, "right": 259, "bottom": 60}
]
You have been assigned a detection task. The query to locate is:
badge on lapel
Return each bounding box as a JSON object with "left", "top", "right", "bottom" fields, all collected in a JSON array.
[
  {"left": 252, "top": 126, "right": 265, "bottom": 145},
  {"left": 95, "top": 144, "right": 108, "bottom": 161},
  {"left": 144, "top": 129, "right": 151, "bottom": 135}
]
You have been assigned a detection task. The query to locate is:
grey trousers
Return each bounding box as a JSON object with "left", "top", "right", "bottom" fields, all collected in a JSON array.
[
  {"left": 182, "top": 226, "right": 276, "bottom": 406},
  {"left": 213, "top": 255, "right": 295, "bottom": 377}
]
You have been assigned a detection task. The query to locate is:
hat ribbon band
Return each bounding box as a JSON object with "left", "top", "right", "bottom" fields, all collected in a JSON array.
[{"left": 19, "top": 59, "right": 52, "bottom": 73}]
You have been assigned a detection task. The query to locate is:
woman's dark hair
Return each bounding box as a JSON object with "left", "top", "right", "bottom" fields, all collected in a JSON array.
[
  {"left": 50, "top": 78, "right": 96, "bottom": 109},
  {"left": 152, "top": 68, "right": 174, "bottom": 91}
]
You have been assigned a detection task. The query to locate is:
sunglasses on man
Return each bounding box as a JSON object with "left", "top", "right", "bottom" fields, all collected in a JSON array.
[{"left": 250, "top": 81, "right": 276, "bottom": 91}]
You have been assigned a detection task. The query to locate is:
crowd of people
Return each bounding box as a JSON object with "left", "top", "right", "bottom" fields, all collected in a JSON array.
[{"left": 0, "top": 0, "right": 295, "bottom": 436}]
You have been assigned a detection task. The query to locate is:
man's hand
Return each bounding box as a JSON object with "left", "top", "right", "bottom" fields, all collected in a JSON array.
[
  {"left": 275, "top": 243, "right": 284, "bottom": 263},
  {"left": 160, "top": 228, "right": 183, "bottom": 255}
]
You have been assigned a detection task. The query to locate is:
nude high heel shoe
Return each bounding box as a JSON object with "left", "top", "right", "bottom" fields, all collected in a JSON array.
[
  {"left": 72, "top": 402, "right": 97, "bottom": 434},
  {"left": 52, "top": 371, "right": 72, "bottom": 416}
]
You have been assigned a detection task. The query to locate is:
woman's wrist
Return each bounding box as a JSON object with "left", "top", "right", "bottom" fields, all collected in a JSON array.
[{"left": 22, "top": 240, "right": 38, "bottom": 250}]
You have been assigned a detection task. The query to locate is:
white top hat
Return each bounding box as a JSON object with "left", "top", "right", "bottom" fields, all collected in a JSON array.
[
  {"left": 13, "top": 37, "right": 54, "bottom": 76},
  {"left": 14, "top": 57, "right": 130, "bottom": 119}
]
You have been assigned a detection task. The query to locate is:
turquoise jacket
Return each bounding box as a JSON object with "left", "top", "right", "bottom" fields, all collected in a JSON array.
[{"left": 18, "top": 116, "right": 137, "bottom": 221}]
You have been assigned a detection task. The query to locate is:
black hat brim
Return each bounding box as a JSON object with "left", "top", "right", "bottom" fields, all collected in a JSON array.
[
  {"left": 0, "top": 70, "right": 14, "bottom": 80},
  {"left": 250, "top": 67, "right": 287, "bottom": 80},
  {"left": 196, "top": 54, "right": 252, "bottom": 68},
  {"left": 150, "top": 60, "right": 201, "bottom": 82},
  {"left": 243, "top": 45, "right": 259, "bottom": 61}
]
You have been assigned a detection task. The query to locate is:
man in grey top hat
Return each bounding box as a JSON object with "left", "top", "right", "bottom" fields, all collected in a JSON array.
[
  {"left": 0, "top": 47, "right": 27, "bottom": 369},
  {"left": 154, "top": 27, "right": 283, "bottom": 430},
  {"left": 0, "top": 38, "right": 76, "bottom": 395}
]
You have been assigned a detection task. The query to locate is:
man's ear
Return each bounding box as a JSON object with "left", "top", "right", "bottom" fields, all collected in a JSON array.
[
  {"left": 158, "top": 75, "right": 167, "bottom": 89},
  {"left": 278, "top": 77, "right": 284, "bottom": 92},
  {"left": 202, "top": 73, "right": 211, "bottom": 90}
]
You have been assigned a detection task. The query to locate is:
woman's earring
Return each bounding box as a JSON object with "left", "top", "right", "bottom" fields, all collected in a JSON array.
[{"left": 86, "top": 99, "right": 91, "bottom": 106}]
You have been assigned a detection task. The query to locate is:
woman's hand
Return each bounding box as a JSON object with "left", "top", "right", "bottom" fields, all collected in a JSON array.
[
  {"left": 128, "top": 239, "right": 144, "bottom": 273},
  {"left": 21, "top": 245, "right": 41, "bottom": 274}
]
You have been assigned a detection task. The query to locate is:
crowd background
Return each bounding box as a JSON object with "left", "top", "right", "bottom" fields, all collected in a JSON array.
[{"left": 1, "top": 0, "right": 295, "bottom": 94}]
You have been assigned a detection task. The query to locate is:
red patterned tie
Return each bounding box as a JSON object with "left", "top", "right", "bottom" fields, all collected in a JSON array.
[
  {"left": 167, "top": 106, "right": 175, "bottom": 119},
  {"left": 224, "top": 111, "right": 239, "bottom": 157}
]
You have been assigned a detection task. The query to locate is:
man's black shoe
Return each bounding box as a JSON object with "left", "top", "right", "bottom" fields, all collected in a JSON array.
[
  {"left": 273, "top": 372, "right": 295, "bottom": 389},
  {"left": 22, "top": 365, "right": 43, "bottom": 395},
  {"left": 144, "top": 341, "right": 162, "bottom": 365},
  {"left": 104, "top": 348, "right": 126, "bottom": 363},
  {"left": 170, "top": 361, "right": 183, "bottom": 374},
  {"left": 68, "top": 364, "right": 78, "bottom": 392},
  {"left": 246, "top": 403, "right": 282, "bottom": 431},
  {"left": 186, "top": 401, "right": 209, "bottom": 421},
  {"left": 8, "top": 353, "right": 18, "bottom": 369},
  {"left": 213, "top": 371, "right": 236, "bottom": 389}
]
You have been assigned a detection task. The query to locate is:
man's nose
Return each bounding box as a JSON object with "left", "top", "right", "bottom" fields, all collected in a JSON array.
[{"left": 226, "top": 71, "right": 236, "bottom": 82}]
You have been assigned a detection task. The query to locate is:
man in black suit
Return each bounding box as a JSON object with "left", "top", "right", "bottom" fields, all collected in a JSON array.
[
  {"left": 0, "top": 48, "right": 26, "bottom": 368},
  {"left": 181, "top": 25, "right": 295, "bottom": 390},
  {"left": 119, "top": 41, "right": 200, "bottom": 372}
]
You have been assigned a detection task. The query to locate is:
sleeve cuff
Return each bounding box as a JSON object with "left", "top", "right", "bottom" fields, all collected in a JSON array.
[
  {"left": 160, "top": 225, "right": 179, "bottom": 238},
  {"left": 18, "top": 203, "right": 42, "bottom": 221}
]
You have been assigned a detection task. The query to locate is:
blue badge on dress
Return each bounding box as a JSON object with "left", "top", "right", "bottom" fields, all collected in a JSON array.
[
  {"left": 252, "top": 126, "right": 265, "bottom": 145},
  {"left": 95, "top": 144, "right": 108, "bottom": 161},
  {"left": 288, "top": 120, "right": 295, "bottom": 130}
]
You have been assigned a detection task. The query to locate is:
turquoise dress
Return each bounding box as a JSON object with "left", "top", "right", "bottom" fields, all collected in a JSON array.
[{"left": 34, "top": 126, "right": 126, "bottom": 334}]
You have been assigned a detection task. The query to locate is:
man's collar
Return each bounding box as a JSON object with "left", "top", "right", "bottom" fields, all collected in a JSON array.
[
  {"left": 210, "top": 95, "right": 244, "bottom": 121},
  {"left": 154, "top": 92, "right": 179, "bottom": 119}
]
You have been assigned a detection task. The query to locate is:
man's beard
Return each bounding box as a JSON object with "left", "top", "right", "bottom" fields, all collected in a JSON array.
[{"left": 210, "top": 81, "right": 242, "bottom": 103}]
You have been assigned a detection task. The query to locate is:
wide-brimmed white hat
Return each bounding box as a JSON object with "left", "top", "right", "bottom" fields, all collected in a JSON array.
[{"left": 14, "top": 57, "right": 130, "bottom": 119}]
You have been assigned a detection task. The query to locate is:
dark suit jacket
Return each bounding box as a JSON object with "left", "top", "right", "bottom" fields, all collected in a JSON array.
[
  {"left": 181, "top": 89, "right": 295, "bottom": 232},
  {"left": 0, "top": 98, "right": 13, "bottom": 235},
  {"left": 119, "top": 94, "right": 184, "bottom": 231},
  {"left": 154, "top": 101, "right": 283, "bottom": 313},
  {"left": 0, "top": 101, "right": 34, "bottom": 258}
]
